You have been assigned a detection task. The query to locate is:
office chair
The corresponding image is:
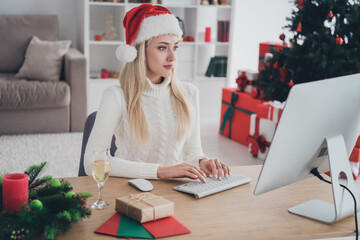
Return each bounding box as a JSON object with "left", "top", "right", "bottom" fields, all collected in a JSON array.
[{"left": 78, "top": 111, "right": 117, "bottom": 176}]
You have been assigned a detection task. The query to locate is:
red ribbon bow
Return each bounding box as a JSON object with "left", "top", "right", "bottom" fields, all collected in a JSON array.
[
  {"left": 248, "top": 135, "right": 270, "bottom": 157},
  {"left": 236, "top": 72, "right": 249, "bottom": 92}
]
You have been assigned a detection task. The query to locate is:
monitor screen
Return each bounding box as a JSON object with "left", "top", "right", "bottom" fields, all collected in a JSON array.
[{"left": 254, "top": 73, "right": 360, "bottom": 195}]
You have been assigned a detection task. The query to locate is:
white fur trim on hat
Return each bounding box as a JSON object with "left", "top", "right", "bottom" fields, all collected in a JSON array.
[
  {"left": 133, "top": 14, "right": 183, "bottom": 45},
  {"left": 116, "top": 43, "right": 137, "bottom": 62}
]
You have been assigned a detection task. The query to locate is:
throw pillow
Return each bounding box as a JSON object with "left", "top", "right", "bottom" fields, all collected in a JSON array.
[{"left": 16, "top": 36, "right": 71, "bottom": 81}]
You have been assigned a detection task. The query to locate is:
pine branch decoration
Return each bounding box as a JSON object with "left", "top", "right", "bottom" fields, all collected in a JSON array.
[{"left": 0, "top": 162, "right": 92, "bottom": 240}]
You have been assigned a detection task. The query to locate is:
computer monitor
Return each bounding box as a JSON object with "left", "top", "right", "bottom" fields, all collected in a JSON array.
[{"left": 254, "top": 73, "right": 360, "bottom": 224}]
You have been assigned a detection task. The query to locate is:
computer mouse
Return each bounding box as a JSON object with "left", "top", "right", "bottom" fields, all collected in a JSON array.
[{"left": 128, "top": 179, "right": 154, "bottom": 192}]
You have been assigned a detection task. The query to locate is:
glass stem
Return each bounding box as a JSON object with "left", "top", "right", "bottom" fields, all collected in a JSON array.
[{"left": 97, "top": 182, "right": 104, "bottom": 202}]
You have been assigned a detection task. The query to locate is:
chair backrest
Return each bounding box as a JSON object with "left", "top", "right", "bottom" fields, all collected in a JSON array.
[{"left": 78, "top": 111, "right": 117, "bottom": 176}]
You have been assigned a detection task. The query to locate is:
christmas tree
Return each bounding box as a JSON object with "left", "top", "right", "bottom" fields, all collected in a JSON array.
[
  {"left": 103, "top": 10, "right": 118, "bottom": 40},
  {"left": 257, "top": 0, "right": 360, "bottom": 102}
]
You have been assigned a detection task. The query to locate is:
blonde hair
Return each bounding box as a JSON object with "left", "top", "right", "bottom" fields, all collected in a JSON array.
[{"left": 119, "top": 40, "right": 191, "bottom": 148}]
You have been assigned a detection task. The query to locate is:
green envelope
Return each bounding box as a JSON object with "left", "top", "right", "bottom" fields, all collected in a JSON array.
[{"left": 117, "top": 214, "right": 154, "bottom": 239}]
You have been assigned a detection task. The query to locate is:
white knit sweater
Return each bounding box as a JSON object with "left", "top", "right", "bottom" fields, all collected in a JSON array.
[{"left": 84, "top": 76, "right": 206, "bottom": 179}]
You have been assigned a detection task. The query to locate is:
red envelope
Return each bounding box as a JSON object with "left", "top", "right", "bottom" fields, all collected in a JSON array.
[
  {"left": 95, "top": 213, "right": 121, "bottom": 236},
  {"left": 142, "top": 216, "right": 191, "bottom": 238}
]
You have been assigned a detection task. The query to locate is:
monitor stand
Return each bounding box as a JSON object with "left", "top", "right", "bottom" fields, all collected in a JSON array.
[{"left": 288, "top": 135, "right": 359, "bottom": 224}]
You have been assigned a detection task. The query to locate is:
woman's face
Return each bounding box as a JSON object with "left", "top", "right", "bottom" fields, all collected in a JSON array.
[{"left": 146, "top": 34, "right": 179, "bottom": 84}]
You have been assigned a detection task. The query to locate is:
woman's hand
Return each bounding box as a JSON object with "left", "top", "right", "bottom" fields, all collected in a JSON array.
[
  {"left": 199, "top": 158, "right": 230, "bottom": 180},
  {"left": 157, "top": 163, "right": 207, "bottom": 183}
]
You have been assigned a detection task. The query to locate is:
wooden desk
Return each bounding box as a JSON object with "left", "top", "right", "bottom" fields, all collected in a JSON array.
[{"left": 57, "top": 165, "right": 357, "bottom": 240}]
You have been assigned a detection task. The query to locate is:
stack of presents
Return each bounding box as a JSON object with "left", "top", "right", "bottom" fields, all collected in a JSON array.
[{"left": 219, "top": 42, "right": 360, "bottom": 179}]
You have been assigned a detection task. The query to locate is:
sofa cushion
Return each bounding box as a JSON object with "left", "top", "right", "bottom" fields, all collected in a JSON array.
[
  {"left": 0, "top": 73, "right": 70, "bottom": 110},
  {"left": 0, "top": 15, "right": 59, "bottom": 73},
  {"left": 16, "top": 36, "right": 71, "bottom": 82}
]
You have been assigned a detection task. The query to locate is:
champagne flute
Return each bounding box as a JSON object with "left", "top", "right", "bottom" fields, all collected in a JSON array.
[{"left": 90, "top": 149, "right": 110, "bottom": 209}]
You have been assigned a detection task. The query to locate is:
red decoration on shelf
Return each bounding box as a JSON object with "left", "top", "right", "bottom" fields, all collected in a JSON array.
[
  {"left": 205, "top": 27, "right": 211, "bottom": 42},
  {"left": 94, "top": 35, "right": 102, "bottom": 41},
  {"left": 335, "top": 36, "right": 344, "bottom": 45},
  {"left": 279, "top": 33, "right": 286, "bottom": 41},
  {"left": 328, "top": 11, "right": 334, "bottom": 18},
  {"left": 288, "top": 80, "right": 294, "bottom": 87},
  {"left": 101, "top": 69, "right": 109, "bottom": 79},
  {"left": 2, "top": 173, "right": 29, "bottom": 212},
  {"left": 183, "top": 36, "right": 194, "bottom": 42},
  {"left": 296, "top": 23, "right": 302, "bottom": 33}
]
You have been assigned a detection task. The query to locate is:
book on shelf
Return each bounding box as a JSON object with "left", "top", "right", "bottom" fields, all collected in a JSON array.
[
  {"left": 205, "top": 56, "right": 227, "bottom": 77},
  {"left": 217, "top": 20, "right": 230, "bottom": 42}
]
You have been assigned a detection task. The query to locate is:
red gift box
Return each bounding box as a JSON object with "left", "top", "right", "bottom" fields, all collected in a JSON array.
[
  {"left": 248, "top": 101, "right": 285, "bottom": 159},
  {"left": 219, "top": 88, "right": 264, "bottom": 146},
  {"left": 258, "top": 42, "right": 290, "bottom": 71}
]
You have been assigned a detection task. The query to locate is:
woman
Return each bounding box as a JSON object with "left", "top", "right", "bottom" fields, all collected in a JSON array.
[{"left": 84, "top": 3, "right": 230, "bottom": 183}]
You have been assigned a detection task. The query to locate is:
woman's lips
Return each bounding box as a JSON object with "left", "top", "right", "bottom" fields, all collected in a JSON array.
[{"left": 164, "top": 65, "right": 173, "bottom": 69}]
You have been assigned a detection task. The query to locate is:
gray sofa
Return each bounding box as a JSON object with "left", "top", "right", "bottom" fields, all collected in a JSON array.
[{"left": 0, "top": 15, "right": 87, "bottom": 134}]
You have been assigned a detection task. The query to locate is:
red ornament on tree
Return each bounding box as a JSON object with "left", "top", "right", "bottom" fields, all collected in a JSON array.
[
  {"left": 251, "top": 88, "right": 260, "bottom": 98},
  {"left": 279, "top": 67, "right": 287, "bottom": 83},
  {"left": 328, "top": 11, "right": 334, "bottom": 18},
  {"left": 335, "top": 36, "right": 344, "bottom": 45},
  {"left": 296, "top": 23, "right": 302, "bottom": 33},
  {"left": 279, "top": 33, "right": 286, "bottom": 41},
  {"left": 288, "top": 80, "right": 294, "bottom": 87},
  {"left": 297, "top": 0, "right": 306, "bottom": 9},
  {"left": 273, "top": 62, "right": 279, "bottom": 69}
]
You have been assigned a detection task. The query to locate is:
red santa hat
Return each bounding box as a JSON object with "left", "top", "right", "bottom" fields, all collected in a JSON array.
[{"left": 116, "top": 4, "right": 183, "bottom": 63}]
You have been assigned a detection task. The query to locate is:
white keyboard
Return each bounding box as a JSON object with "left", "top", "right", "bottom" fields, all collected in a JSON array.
[{"left": 173, "top": 174, "right": 251, "bottom": 199}]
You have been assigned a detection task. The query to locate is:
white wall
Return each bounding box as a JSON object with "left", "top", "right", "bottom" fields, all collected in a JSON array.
[
  {"left": 235, "top": 1, "right": 294, "bottom": 73},
  {"left": 0, "top": 0, "right": 84, "bottom": 52}
]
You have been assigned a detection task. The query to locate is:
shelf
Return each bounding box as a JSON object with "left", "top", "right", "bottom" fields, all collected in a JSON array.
[
  {"left": 89, "top": 78, "right": 119, "bottom": 83},
  {"left": 197, "top": 41, "right": 230, "bottom": 46},
  {"left": 127, "top": 3, "right": 198, "bottom": 8},
  {"left": 199, "top": 4, "right": 231, "bottom": 9},
  {"left": 89, "top": 2, "right": 126, "bottom": 6},
  {"left": 89, "top": 40, "right": 124, "bottom": 45},
  {"left": 195, "top": 76, "right": 227, "bottom": 81}
]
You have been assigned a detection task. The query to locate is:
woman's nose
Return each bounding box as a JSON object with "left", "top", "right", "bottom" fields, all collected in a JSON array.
[{"left": 167, "top": 49, "right": 175, "bottom": 62}]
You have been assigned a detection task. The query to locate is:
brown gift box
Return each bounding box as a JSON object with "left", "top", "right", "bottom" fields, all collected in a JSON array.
[{"left": 115, "top": 192, "right": 174, "bottom": 223}]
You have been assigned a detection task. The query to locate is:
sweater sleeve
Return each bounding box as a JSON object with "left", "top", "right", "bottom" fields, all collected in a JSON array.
[
  {"left": 84, "top": 87, "right": 159, "bottom": 179},
  {"left": 182, "top": 84, "right": 207, "bottom": 166}
]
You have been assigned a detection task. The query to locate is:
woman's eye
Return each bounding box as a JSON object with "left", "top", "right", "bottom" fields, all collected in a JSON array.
[
  {"left": 173, "top": 46, "right": 179, "bottom": 51},
  {"left": 158, "top": 46, "right": 166, "bottom": 50}
]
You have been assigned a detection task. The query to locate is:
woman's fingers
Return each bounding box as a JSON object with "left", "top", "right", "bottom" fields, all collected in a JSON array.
[
  {"left": 214, "top": 159, "right": 223, "bottom": 180},
  {"left": 187, "top": 167, "right": 206, "bottom": 183}
]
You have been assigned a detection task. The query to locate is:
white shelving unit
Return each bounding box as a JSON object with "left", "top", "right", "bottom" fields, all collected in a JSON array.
[{"left": 84, "top": 0, "right": 239, "bottom": 115}]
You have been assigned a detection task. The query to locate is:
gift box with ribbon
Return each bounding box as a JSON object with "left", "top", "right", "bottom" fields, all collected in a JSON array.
[
  {"left": 258, "top": 42, "right": 290, "bottom": 71},
  {"left": 219, "top": 88, "right": 264, "bottom": 146},
  {"left": 115, "top": 192, "right": 174, "bottom": 223},
  {"left": 247, "top": 101, "right": 285, "bottom": 159},
  {"left": 236, "top": 70, "right": 259, "bottom": 93}
]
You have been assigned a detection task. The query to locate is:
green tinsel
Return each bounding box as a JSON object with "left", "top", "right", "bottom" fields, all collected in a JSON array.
[{"left": 0, "top": 162, "right": 92, "bottom": 240}]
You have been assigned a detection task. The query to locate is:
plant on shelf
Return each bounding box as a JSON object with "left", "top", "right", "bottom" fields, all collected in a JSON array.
[{"left": 0, "top": 162, "right": 92, "bottom": 240}]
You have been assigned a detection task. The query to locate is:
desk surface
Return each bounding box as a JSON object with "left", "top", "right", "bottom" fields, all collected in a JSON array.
[{"left": 57, "top": 165, "right": 357, "bottom": 240}]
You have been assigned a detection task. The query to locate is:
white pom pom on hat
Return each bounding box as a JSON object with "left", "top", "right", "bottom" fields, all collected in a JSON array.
[
  {"left": 116, "top": 3, "right": 183, "bottom": 63},
  {"left": 116, "top": 44, "right": 137, "bottom": 63}
]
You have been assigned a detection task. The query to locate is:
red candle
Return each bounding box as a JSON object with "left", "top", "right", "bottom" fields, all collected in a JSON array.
[
  {"left": 2, "top": 173, "right": 29, "bottom": 212},
  {"left": 205, "top": 27, "right": 211, "bottom": 42}
]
